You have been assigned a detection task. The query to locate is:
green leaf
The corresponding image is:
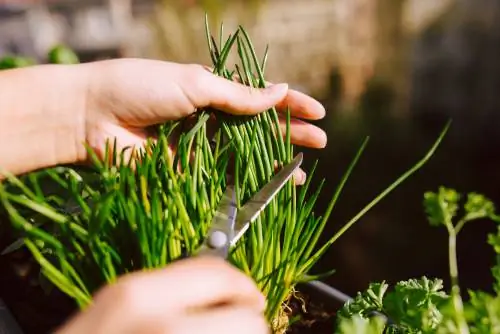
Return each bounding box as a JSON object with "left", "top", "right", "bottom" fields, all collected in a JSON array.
[
  {"left": 464, "top": 291, "right": 500, "bottom": 334},
  {"left": 488, "top": 225, "right": 500, "bottom": 293},
  {"left": 337, "top": 282, "right": 388, "bottom": 319},
  {"left": 337, "top": 315, "right": 387, "bottom": 334},
  {"left": 296, "top": 268, "right": 336, "bottom": 284},
  {"left": 423, "top": 187, "right": 460, "bottom": 227},
  {"left": 338, "top": 278, "right": 449, "bottom": 333},
  {"left": 463, "top": 193, "right": 496, "bottom": 222},
  {"left": 384, "top": 277, "right": 449, "bottom": 332}
]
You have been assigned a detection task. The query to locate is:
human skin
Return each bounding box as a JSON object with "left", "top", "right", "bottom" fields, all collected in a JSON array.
[
  {"left": 0, "top": 59, "right": 326, "bottom": 179},
  {"left": 0, "top": 58, "right": 327, "bottom": 334}
]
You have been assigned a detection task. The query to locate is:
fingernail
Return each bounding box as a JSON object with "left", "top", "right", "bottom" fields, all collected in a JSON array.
[
  {"left": 318, "top": 130, "right": 328, "bottom": 148},
  {"left": 298, "top": 170, "right": 307, "bottom": 185},
  {"left": 293, "top": 169, "right": 306, "bottom": 185}
]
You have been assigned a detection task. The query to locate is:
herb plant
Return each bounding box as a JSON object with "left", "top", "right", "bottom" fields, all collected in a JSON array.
[
  {"left": 336, "top": 188, "right": 500, "bottom": 334},
  {"left": 0, "top": 19, "right": 448, "bottom": 333}
]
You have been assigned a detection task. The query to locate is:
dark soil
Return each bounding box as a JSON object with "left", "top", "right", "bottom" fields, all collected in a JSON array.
[{"left": 286, "top": 292, "right": 338, "bottom": 334}]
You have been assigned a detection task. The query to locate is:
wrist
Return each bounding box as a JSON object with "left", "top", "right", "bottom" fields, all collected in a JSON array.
[
  {"left": 42, "top": 64, "right": 89, "bottom": 166},
  {"left": 0, "top": 64, "right": 88, "bottom": 176}
]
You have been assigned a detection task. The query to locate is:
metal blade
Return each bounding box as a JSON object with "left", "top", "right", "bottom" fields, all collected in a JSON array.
[
  {"left": 197, "top": 185, "right": 237, "bottom": 259},
  {"left": 231, "top": 153, "right": 303, "bottom": 245}
]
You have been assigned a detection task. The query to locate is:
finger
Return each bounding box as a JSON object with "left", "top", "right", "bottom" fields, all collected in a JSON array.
[
  {"left": 202, "top": 67, "right": 326, "bottom": 120},
  {"left": 173, "top": 306, "right": 270, "bottom": 334},
  {"left": 272, "top": 161, "right": 306, "bottom": 186},
  {"left": 275, "top": 89, "right": 326, "bottom": 121},
  {"left": 182, "top": 65, "right": 289, "bottom": 116},
  {"left": 279, "top": 117, "right": 327, "bottom": 148},
  {"left": 293, "top": 168, "right": 306, "bottom": 185},
  {"left": 99, "top": 256, "right": 265, "bottom": 316}
]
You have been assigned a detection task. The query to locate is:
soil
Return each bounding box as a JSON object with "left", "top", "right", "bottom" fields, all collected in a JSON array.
[
  {"left": 286, "top": 292, "right": 338, "bottom": 334},
  {"left": 1, "top": 224, "right": 339, "bottom": 334}
]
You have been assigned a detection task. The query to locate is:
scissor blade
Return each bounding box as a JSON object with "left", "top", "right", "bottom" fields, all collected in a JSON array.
[
  {"left": 197, "top": 185, "right": 237, "bottom": 259},
  {"left": 231, "top": 153, "right": 303, "bottom": 245}
]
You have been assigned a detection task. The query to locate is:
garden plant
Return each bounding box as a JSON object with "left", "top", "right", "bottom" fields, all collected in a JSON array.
[
  {"left": 336, "top": 188, "right": 500, "bottom": 334},
  {"left": 0, "top": 19, "right": 467, "bottom": 333}
]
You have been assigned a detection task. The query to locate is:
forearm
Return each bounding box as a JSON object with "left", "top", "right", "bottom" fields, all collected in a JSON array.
[{"left": 0, "top": 65, "right": 86, "bottom": 177}]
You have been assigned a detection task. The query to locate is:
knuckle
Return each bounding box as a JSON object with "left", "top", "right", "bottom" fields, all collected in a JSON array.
[{"left": 181, "top": 63, "right": 213, "bottom": 104}]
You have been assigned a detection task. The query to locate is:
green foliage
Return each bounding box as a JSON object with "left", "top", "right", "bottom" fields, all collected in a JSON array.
[
  {"left": 47, "top": 45, "right": 80, "bottom": 64},
  {"left": 337, "top": 188, "right": 500, "bottom": 334},
  {"left": 465, "top": 291, "right": 500, "bottom": 334},
  {"left": 384, "top": 278, "right": 449, "bottom": 331},
  {"left": 0, "top": 44, "right": 80, "bottom": 70},
  {"left": 0, "top": 56, "right": 36, "bottom": 69},
  {"left": 487, "top": 215, "right": 500, "bottom": 293},
  {"left": 423, "top": 187, "right": 461, "bottom": 228},
  {"left": 336, "top": 315, "right": 387, "bottom": 334},
  {"left": 424, "top": 187, "right": 499, "bottom": 232},
  {"left": 337, "top": 282, "right": 388, "bottom": 318},
  {"left": 0, "top": 18, "right": 449, "bottom": 332},
  {"left": 337, "top": 278, "right": 449, "bottom": 333}
]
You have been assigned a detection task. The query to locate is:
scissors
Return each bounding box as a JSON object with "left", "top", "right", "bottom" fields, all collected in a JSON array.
[{"left": 196, "top": 153, "right": 303, "bottom": 259}]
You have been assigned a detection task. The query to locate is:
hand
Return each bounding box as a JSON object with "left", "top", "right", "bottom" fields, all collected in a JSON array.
[
  {"left": 79, "top": 59, "right": 327, "bottom": 184},
  {"left": 56, "top": 257, "right": 269, "bottom": 334}
]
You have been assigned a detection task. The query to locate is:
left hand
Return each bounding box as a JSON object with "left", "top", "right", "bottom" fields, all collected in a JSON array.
[
  {"left": 0, "top": 58, "right": 327, "bottom": 181},
  {"left": 78, "top": 59, "right": 327, "bottom": 184}
]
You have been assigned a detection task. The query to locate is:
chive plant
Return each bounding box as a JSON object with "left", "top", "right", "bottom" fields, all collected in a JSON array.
[{"left": 0, "top": 19, "right": 449, "bottom": 333}]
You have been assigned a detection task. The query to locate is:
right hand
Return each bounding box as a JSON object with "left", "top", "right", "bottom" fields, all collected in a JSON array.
[{"left": 56, "top": 257, "right": 269, "bottom": 334}]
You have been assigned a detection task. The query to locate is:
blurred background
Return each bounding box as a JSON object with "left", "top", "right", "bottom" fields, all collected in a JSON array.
[{"left": 1, "top": 0, "right": 500, "bottom": 329}]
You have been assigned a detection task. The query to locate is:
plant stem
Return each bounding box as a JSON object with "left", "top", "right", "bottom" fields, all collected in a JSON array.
[
  {"left": 454, "top": 219, "right": 467, "bottom": 235},
  {"left": 447, "top": 223, "right": 469, "bottom": 334}
]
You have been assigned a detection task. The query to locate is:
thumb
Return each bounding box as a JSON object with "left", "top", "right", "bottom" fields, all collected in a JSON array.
[{"left": 185, "top": 69, "right": 289, "bottom": 115}]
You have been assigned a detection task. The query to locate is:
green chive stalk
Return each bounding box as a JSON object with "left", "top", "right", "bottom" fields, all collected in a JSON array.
[{"left": 0, "top": 18, "right": 448, "bottom": 333}]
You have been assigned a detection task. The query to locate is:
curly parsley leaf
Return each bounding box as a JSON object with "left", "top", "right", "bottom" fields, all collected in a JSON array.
[
  {"left": 336, "top": 189, "right": 500, "bottom": 334},
  {"left": 337, "top": 278, "right": 449, "bottom": 333},
  {"left": 336, "top": 315, "right": 387, "bottom": 334},
  {"left": 488, "top": 220, "right": 500, "bottom": 293},
  {"left": 432, "top": 286, "right": 500, "bottom": 333},
  {"left": 489, "top": 231, "right": 500, "bottom": 255},
  {"left": 337, "top": 282, "right": 388, "bottom": 319},
  {"left": 465, "top": 291, "right": 500, "bottom": 334},
  {"left": 423, "top": 187, "right": 460, "bottom": 227},
  {"left": 384, "top": 277, "right": 449, "bottom": 332},
  {"left": 463, "top": 193, "right": 496, "bottom": 222}
]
